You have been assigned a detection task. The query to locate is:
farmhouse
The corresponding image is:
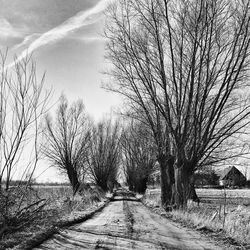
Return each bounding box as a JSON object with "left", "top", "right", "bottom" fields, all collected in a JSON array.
[{"left": 216, "top": 166, "right": 246, "bottom": 187}]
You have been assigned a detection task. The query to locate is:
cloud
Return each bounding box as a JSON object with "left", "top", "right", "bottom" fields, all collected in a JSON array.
[
  {"left": 0, "top": 18, "right": 21, "bottom": 38},
  {"left": 11, "top": 33, "right": 41, "bottom": 51},
  {"left": 7, "top": 0, "right": 113, "bottom": 68},
  {"left": 77, "top": 36, "right": 108, "bottom": 43}
]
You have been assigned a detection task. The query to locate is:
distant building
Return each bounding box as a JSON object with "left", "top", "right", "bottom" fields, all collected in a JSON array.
[
  {"left": 215, "top": 166, "right": 246, "bottom": 187},
  {"left": 150, "top": 165, "right": 247, "bottom": 188}
]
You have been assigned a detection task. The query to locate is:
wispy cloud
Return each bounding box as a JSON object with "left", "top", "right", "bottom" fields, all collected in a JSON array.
[
  {"left": 11, "top": 33, "right": 41, "bottom": 51},
  {"left": 8, "top": 0, "right": 113, "bottom": 68},
  {"left": 76, "top": 36, "right": 108, "bottom": 43},
  {"left": 0, "top": 18, "right": 21, "bottom": 38}
]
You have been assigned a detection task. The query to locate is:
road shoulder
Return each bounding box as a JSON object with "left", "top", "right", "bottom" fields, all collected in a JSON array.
[{"left": 142, "top": 198, "right": 247, "bottom": 250}]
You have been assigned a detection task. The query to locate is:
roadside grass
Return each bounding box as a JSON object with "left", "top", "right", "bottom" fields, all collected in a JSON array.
[
  {"left": 169, "top": 203, "right": 250, "bottom": 246},
  {"left": 143, "top": 188, "right": 250, "bottom": 247},
  {"left": 0, "top": 185, "right": 107, "bottom": 250}
]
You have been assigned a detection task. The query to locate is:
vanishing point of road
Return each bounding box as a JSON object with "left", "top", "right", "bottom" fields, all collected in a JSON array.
[{"left": 35, "top": 189, "right": 222, "bottom": 250}]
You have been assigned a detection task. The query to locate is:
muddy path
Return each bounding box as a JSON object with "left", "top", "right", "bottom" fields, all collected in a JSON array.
[{"left": 34, "top": 190, "right": 222, "bottom": 249}]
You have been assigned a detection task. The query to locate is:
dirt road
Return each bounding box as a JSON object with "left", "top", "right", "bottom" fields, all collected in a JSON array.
[{"left": 35, "top": 191, "right": 222, "bottom": 249}]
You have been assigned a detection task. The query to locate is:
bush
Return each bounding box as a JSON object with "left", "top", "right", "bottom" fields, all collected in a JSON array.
[{"left": 194, "top": 169, "right": 220, "bottom": 187}]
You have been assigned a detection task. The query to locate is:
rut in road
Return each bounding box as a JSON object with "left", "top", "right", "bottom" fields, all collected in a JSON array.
[{"left": 34, "top": 194, "right": 222, "bottom": 250}]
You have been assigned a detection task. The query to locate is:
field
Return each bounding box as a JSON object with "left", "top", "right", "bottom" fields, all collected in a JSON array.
[
  {"left": 196, "top": 188, "right": 250, "bottom": 206},
  {"left": 144, "top": 188, "right": 250, "bottom": 247},
  {"left": 146, "top": 187, "right": 250, "bottom": 206}
]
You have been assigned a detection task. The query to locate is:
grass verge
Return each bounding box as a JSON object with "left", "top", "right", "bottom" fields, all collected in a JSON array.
[
  {"left": 143, "top": 190, "right": 250, "bottom": 249},
  {"left": 13, "top": 200, "right": 109, "bottom": 250},
  {"left": 0, "top": 186, "right": 111, "bottom": 250}
]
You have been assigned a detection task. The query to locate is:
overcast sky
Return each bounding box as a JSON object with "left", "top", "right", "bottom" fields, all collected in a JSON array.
[{"left": 0, "top": 0, "right": 122, "bottom": 182}]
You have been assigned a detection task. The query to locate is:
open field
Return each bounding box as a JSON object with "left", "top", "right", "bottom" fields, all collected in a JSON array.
[
  {"left": 196, "top": 188, "right": 250, "bottom": 206},
  {"left": 146, "top": 188, "right": 250, "bottom": 205}
]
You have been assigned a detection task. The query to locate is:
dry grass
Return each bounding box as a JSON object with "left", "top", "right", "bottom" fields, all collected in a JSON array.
[
  {"left": 0, "top": 185, "right": 106, "bottom": 250},
  {"left": 144, "top": 188, "right": 250, "bottom": 247},
  {"left": 15, "top": 200, "right": 109, "bottom": 250},
  {"left": 224, "top": 206, "right": 250, "bottom": 244},
  {"left": 169, "top": 204, "right": 250, "bottom": 245}
]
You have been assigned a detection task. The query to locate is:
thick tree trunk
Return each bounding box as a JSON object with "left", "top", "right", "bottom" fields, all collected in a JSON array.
[
  {"left": 67, "top": 166, "right": 80, "bottom": 195},
  {"left": 97, "top": 179, "right": 108, "bottom": 191},
  {"left": 137, "top": 177, "right": 148, "bottom": 194},
  {"left": 107, "top": 180, "right": 114, "bottom": 192},
  {"left": 188, "top": 176, "right": 200, "bottom": 204},
  {"left": 158, "top": 155, "right": 174, "bottom": 209},
  {"left": 174, "top": 167, "right": 189, "bottom": 208},
  {"left": 0, "top": 176, "right": 2, "bottom": 192},
  {"left": 128, "top": 183, "right": 134, "bottom": 191},
  {"left": 173, "top": 161, "right": 195, "bottom": 208}
]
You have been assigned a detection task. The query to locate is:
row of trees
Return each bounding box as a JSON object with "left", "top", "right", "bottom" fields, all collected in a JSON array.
[
  {"left": 0, "top": 51, "right": 154, "bottom": 196},
  {"left": 43, "top": 96, "right": 168, "bottom": 196},
  {"left": 105, "top": 0, "right": 250, "bottom": 208},
  {"left": 43, "top": 96, "right": 121, "bottom": 194},
  {"left": 0, "top": 52, "right": 122, "bottom": 196},
  {"left": 121, "top": 120, "right": 156, "bottom": 193}
]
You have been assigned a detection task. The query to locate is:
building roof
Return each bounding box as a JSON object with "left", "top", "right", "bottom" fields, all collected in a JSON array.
[{"left": 215, "top": 166, "right": 245, "bottom": 180}]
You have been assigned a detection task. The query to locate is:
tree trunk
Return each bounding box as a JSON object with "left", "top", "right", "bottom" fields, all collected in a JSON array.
[
  {"left": 96, "top": 176, "right": 109, "bottom": 191},
  {"left": 188, "top": 175, "right": 200, "bottom": 204},
  {"left": 0, "top": 176, "right": 2, "bottom": 192},
  {"left": 107, "top": 180, "right": 114, "bottom": 192},
  {"left": 137, "top": 177, "right": 148, "bottom": 194},
  {"left": 174, "top": 167, "right": 187, "bottom": 208},
  {"left": 173, "top": 162, "right": 194, "bottom": 209},
  {"left": 158, "top": 155, "right": 174, "bottom": 209},
  {"left": 67, "top": 166, "right": 80, "bottom": 195}
]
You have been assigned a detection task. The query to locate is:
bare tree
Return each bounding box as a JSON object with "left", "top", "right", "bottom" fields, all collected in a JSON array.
[
  {"left": 122, "top": 103, "right": 175, "bottom": 206},
  {"left": 105, "top": 0, "right": 250, "bottom": 208},
  {"left": 88, "top": 119, "right": 121, "bottom": 192},
  {"left": 0, "top": 52, "right": 50, "bottom": 191},
  {"left": 43, "top": 95, "right": 91, "bottom": 194},
  {"left": 121, "top": 120, "right": 156, "bottom": 193},
  {"left": 0, "top": 51, "right": 50, "bottom": 236}
]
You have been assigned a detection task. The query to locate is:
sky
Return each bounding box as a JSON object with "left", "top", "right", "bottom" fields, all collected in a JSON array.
[
  {"left": 0, "top": 0, "right": 122, "bottom": 182},
  {"left": 0, "top": 0, "right": 120, "bottom": 119}
]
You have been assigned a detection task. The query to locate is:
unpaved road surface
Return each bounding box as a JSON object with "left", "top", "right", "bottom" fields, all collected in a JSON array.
[{"left": 35, "top": 190, "right": 222, "bottom": 249}]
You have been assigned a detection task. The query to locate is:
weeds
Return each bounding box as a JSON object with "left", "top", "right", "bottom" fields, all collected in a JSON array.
[
  {"left": 144, "top": 188, "right": 250, "bottom": 246},
  {"left": 168, "top": 204, "right": 250, "bottom": 246},
  {"left": 0, "top": 184, "right": 106, "bottom": 249},
  {"left": 0, "top": 186, "right": 46, "bottom": 239}
]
